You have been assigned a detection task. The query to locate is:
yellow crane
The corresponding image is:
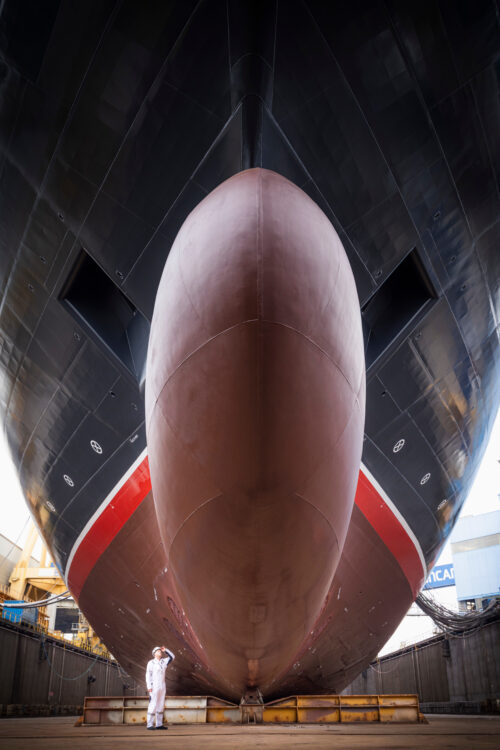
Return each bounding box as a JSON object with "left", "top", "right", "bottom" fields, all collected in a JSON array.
[
  {"left": 8, "top": 522, "right": 66, "bottom": 603},
  {"left": 6, "top": 522, "right": 109, "bottom": 655}
]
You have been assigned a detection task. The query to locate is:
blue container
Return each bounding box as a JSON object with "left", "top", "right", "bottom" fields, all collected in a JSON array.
[{"left": 2, "top": 601, "right": 38, "bottom": 625}]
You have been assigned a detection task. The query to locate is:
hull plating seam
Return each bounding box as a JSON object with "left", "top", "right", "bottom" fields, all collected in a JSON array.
[{"left": 65, "top": 452, "right": 426, "bottom": 601}]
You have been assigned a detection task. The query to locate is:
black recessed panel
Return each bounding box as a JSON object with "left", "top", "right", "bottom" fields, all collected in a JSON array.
[
  {"left": 362, "top": 249, "right": 437, "bottom": 369},
  {"left": 60, "top": 251, "right": 150, "bottom": 384}
]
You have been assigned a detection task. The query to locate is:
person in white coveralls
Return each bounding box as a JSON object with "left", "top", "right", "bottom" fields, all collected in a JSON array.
[{"left": 146, "top": 645, "right": 175, "bottom": 730}]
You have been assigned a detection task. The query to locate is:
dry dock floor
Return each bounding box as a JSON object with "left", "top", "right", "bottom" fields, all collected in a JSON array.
[{"left": 0, "top": 715, "right": 499, "bottom": 749}]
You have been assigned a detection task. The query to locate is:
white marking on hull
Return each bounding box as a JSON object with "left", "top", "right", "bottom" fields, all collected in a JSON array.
[
  {"left": 65, "top": 448, "right": 427, "bottom": 595},
  {"left": 360, "top": 461, "right": 427, "bottom": 579},
  {"left": 64, "top": 447, "right": 148, "bottom": 585}
]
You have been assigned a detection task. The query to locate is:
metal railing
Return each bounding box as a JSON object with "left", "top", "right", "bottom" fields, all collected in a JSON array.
[{"left": 0, "top": 611, "right": 111, "bottom": 658}]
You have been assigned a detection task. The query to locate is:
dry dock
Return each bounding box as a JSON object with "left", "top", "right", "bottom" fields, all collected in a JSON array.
[{"left": 0, "top": 715, "right": 499, "bottom": 749}]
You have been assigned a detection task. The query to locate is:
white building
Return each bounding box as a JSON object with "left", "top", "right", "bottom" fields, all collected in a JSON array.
[{"left": 379, "top": 509, "right": 500, "bottom": 655}]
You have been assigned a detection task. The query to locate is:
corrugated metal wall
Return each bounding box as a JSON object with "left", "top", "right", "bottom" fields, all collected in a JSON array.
[
  {"left": 0, "top": 622, "right": 139, "bottom": 708},
  {"left": 446, "top": 622, "right": 500, "bottom": 702},
  {"left": 344, "top": 621, "right": 500, "bottom": 707},
  {"left": 2, "top": 618, "right": 498, "bottom": 710}
]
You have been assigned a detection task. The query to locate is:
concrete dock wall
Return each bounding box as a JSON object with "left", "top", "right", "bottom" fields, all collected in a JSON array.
[
  {"left": 344, "top": 620, "right": 500, "bottom": 712},
  {"left": 0, "top": 620, "right": 139, "bottom": 716}
]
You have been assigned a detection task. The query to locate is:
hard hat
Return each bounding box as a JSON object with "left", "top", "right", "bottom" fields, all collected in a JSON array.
[{"left": 152, "top": 646, "right": 162, "bottom": 656}]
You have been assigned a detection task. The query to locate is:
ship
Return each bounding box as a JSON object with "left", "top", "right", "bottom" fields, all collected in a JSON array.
[{"left": 0, "top": 0, "right": 499, "bottom": 700}]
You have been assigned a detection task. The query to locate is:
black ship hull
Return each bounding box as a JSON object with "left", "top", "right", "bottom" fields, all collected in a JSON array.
[{"left": 0, "top": 0, "right": 498, "bottom": 697}]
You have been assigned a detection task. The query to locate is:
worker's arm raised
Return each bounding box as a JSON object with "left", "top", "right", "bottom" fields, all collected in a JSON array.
[{"left": 161, "top": 646, "right": 175, "bottom": 662}]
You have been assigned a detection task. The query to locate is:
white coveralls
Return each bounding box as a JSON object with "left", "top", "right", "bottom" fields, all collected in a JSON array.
[{"left": 146, "top": 648, "right": 175, "bottom": 728}]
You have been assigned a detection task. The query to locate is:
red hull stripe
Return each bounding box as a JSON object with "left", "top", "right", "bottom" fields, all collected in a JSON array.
[
  {"left": 356, "top": 465, "right": 426, "bottom": 597},
  {"left": 67, "top": 452, "right": 151, "bottom": 599},
  {"left": 66, "top": 452, "right": 426, "bottom": 601}
]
